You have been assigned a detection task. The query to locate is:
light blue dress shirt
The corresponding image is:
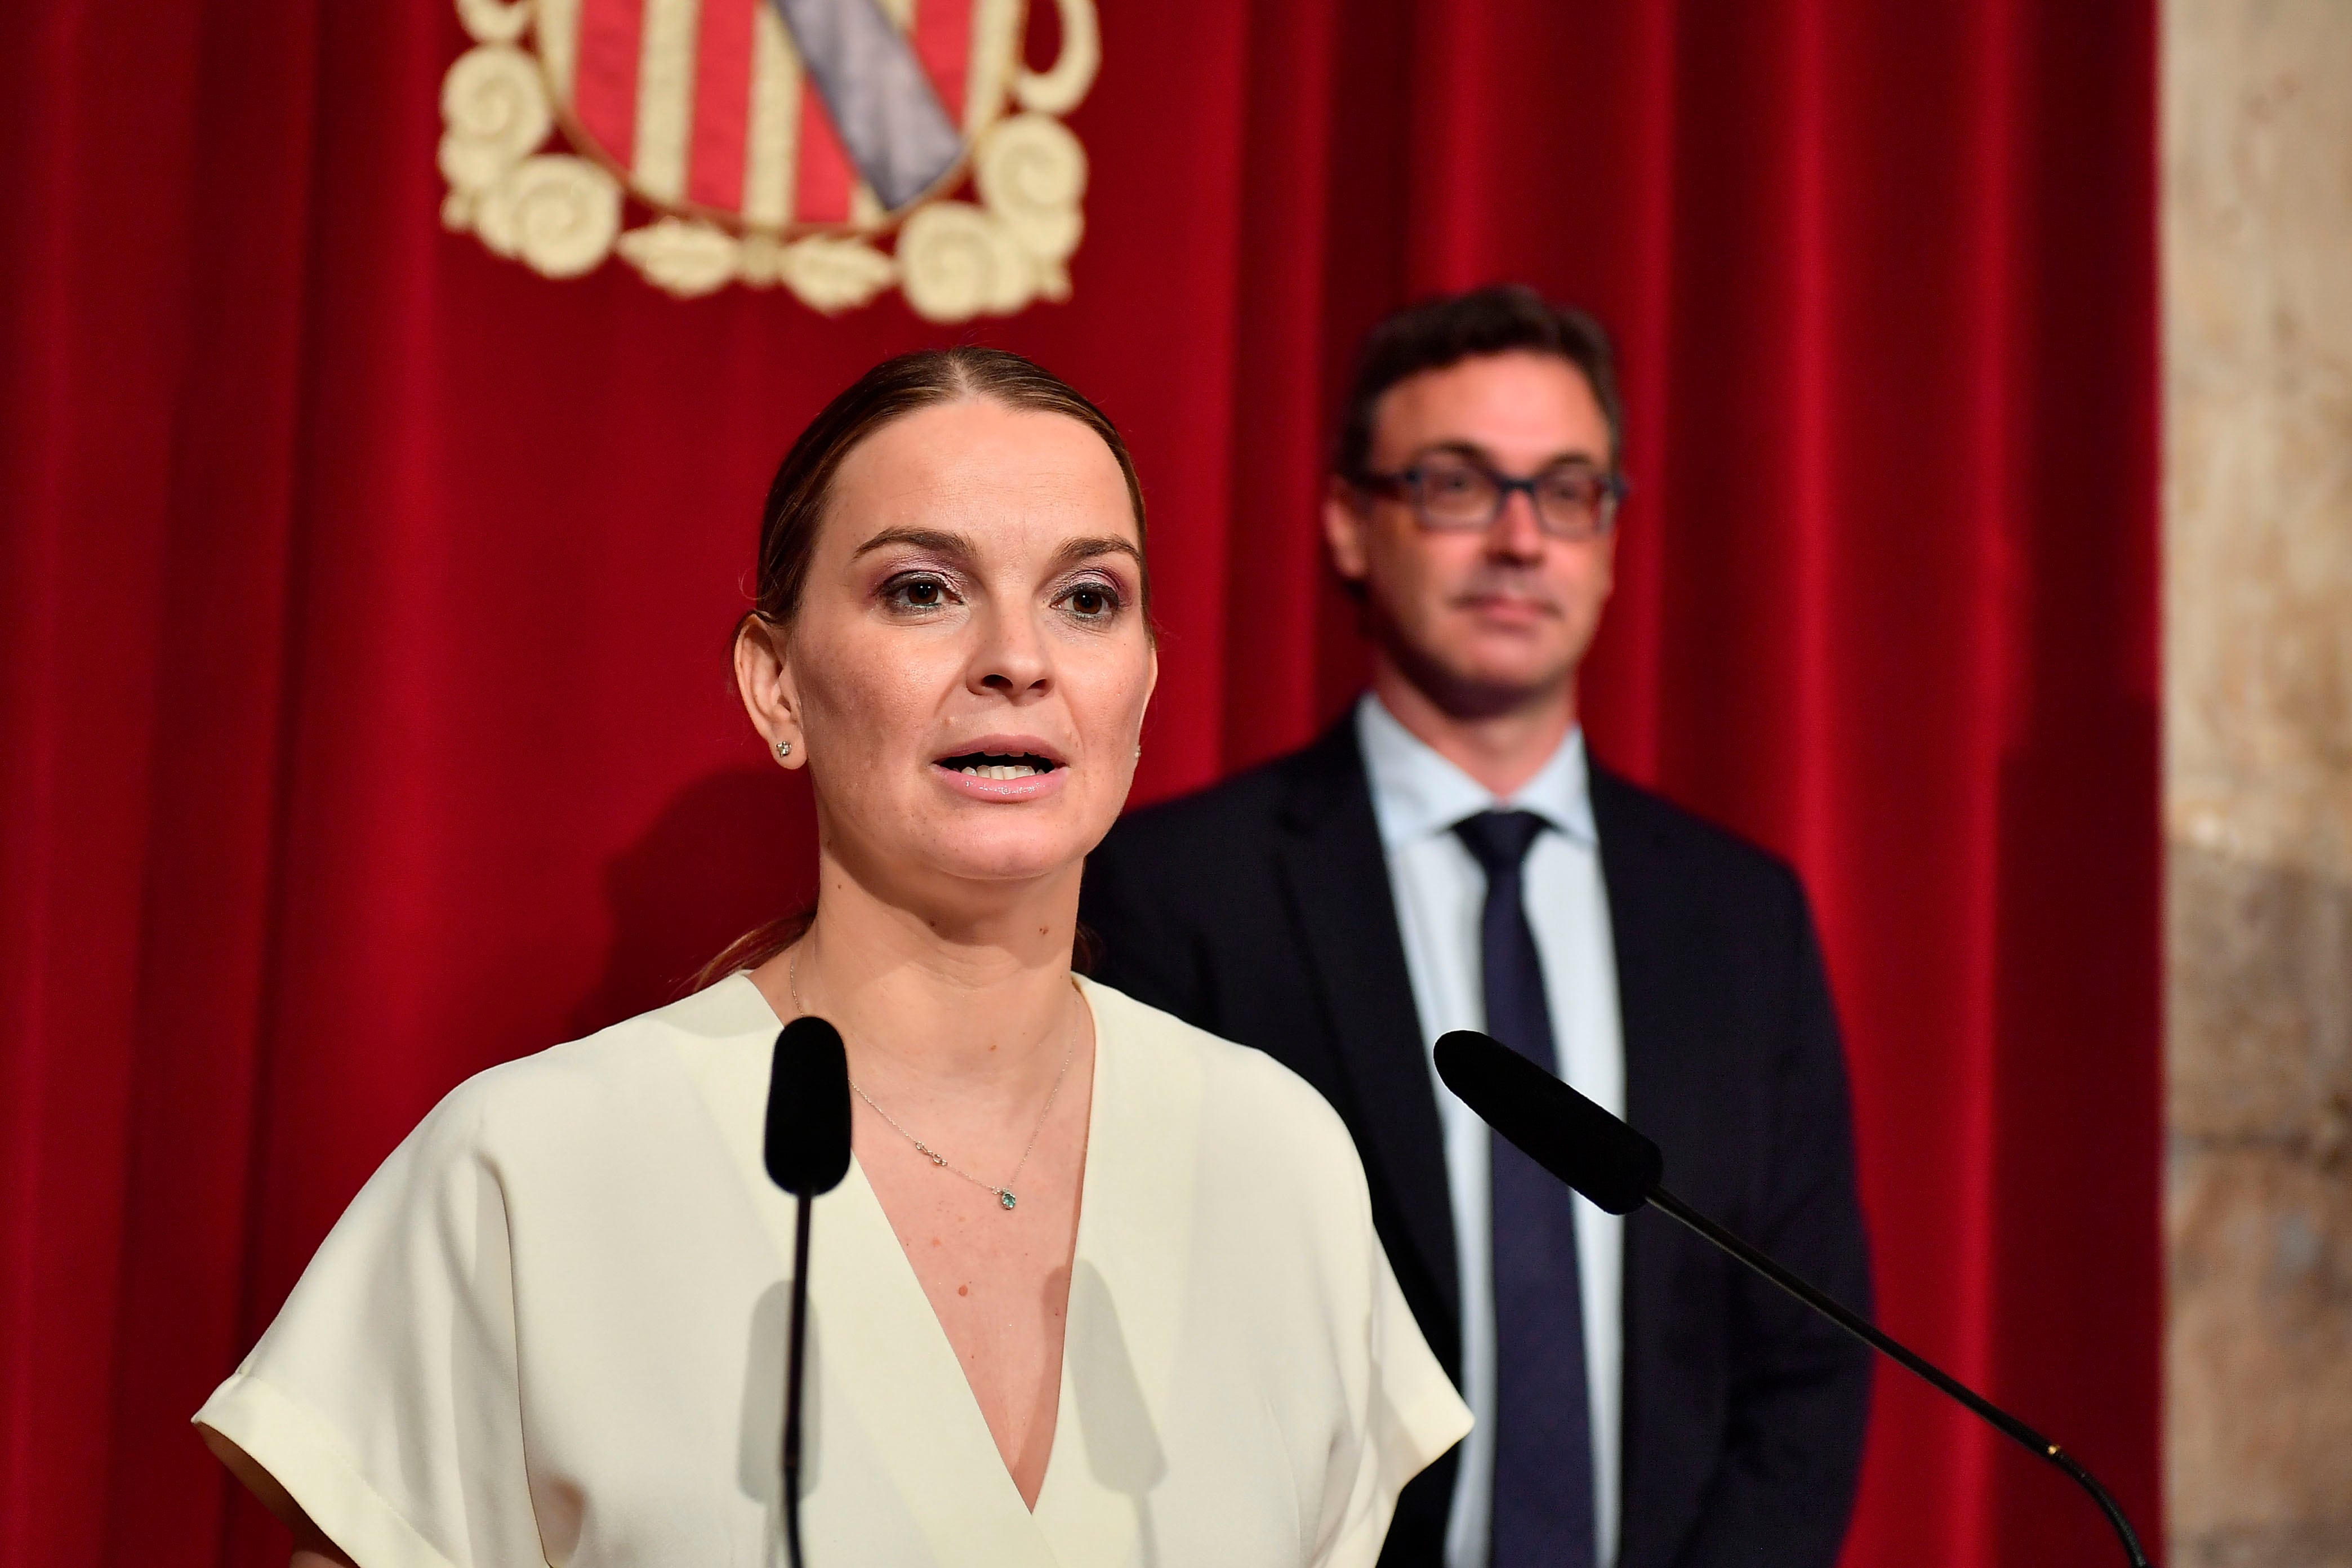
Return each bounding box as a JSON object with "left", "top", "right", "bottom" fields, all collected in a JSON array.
[{"left": 1357, "top": 693, "right": 1625, "bottom": 1568}]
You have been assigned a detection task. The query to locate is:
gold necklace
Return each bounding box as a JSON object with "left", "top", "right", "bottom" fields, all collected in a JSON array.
[{"left": 788, "top": 946, "right": 1079, "bottom": 1213}]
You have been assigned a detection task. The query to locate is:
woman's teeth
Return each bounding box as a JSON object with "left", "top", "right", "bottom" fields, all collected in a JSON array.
[{"left": 958, "top": 761, "right": 1043, "bottom": 779}]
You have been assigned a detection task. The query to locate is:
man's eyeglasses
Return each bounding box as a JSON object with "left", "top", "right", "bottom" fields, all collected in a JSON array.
[{"left": 1358, "top": 452, "right": 1627, "bottom": 541}]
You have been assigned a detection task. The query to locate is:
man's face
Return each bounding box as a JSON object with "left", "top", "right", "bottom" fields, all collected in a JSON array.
[{"left": 1325, "top": 350, "right": 1617, "bottom": 716}]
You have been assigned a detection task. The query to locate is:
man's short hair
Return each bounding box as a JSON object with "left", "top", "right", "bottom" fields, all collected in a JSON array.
[{"left": 1333, "top": 284, "right": 1623, "bottom": 483}]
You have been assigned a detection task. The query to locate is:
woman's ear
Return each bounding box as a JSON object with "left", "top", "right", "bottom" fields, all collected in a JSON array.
[{"left": 733, "top": 617, "right": 807, "bottom": 770}]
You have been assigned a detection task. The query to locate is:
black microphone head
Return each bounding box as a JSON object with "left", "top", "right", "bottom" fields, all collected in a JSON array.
[
  {"left": 765, "top": 1016, "right": 852, "bottom": 1198},
  {"left": 1433, "top": 1030, "right": 1663, "bottom": 1215}
]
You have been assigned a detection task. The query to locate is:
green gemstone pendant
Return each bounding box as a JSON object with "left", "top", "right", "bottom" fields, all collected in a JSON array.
[{"left": 999, "top": 1190, "right": 1018, "bottom": 1211}]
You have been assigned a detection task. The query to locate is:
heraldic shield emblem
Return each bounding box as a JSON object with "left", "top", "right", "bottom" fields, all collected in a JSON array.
[{"left": 438, "top": 0, "right": 1098, "bottom": 319}]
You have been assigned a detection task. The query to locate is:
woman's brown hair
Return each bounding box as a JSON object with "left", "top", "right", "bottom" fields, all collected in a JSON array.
[{"left": 694, "top": 347, "right": 1148, "bottom": 988}]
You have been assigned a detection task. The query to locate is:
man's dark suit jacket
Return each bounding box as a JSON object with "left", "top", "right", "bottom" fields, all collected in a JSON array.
[{"left": 1080, "top": 717, "right": 1874, "bottom": 1568}]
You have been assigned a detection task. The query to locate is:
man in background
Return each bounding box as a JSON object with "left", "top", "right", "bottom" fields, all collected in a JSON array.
[{"left": 1082, "top": 286, "right": 1874, "bottom": 1568}]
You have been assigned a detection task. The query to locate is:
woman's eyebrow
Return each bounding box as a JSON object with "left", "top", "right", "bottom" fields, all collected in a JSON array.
[
  {"left": 1054, "top": 536, "right": 1145, "bottom": 570},
  {"left": 851, "top": 526, "right": 975, "bottom": 560}
]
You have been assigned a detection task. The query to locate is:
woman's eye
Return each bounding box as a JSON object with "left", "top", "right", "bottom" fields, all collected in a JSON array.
[
  {"left": 884, "top": 574, "right": 956, "bottom": 612},
  {"left": 1060, "top": 582, "right": 1121, "bottom": 620}
]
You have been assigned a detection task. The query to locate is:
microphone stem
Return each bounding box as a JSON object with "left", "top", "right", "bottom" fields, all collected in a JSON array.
[
  {"left": 1643, "top": 1185, "right": 2150, "bottom": 1568},
  {"left": 784, "top": 1190, "right": 814, "bottom": 1568}
]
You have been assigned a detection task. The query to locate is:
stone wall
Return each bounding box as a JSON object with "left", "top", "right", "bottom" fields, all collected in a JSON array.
[{"left": 2164, "top": 1, "right": 2352, "bottom": 1563}]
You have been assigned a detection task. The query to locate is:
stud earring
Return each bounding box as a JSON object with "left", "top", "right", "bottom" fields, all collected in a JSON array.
[{"left": 775, "top": 740, "right": 793, "bottom": 759}]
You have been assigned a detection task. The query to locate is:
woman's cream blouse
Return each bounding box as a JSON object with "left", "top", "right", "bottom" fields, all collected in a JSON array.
[{"left": 195, "top": 974, "right": 1470, "bottom": 1567}]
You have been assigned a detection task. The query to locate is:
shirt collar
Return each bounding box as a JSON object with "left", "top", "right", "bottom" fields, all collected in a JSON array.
[{"left": 1355, "top": 691, "right": 1597, "bottom": 852}]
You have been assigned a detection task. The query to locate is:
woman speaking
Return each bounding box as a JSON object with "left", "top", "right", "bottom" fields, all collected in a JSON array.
[{"left": 195, "top": 348, "right": 1469, "bottom": 1567}]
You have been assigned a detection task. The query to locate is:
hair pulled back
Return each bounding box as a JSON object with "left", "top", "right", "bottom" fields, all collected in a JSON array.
[{"left": 747, "top": 345, "right": 1149, "bottom": 634}]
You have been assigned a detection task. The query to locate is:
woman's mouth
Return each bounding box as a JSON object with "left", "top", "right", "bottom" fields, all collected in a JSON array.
[
  {"left": 930, "top": 735, "right": 1071, "bottom": 800},
  {"left": 938, "top": 751, "right": 1061, "bottom": 780}
]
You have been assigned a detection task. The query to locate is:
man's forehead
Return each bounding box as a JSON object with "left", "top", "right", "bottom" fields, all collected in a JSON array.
[{"left": 1370, "top": 351, "right": 1611, "bottom": 461}]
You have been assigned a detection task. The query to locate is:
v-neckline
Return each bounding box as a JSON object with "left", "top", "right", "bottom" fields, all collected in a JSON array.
[
  {"left": 672, "top": 974, "right": 1205, "bottom": 1566},
  {"left": 698, "top": 974, "right": 1113, "bottom": 1551},
  {"left": 831, "top": 981, "right": 1108, "bottom": 1522}
]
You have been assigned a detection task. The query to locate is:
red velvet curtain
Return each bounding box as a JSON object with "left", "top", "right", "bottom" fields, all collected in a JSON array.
[{"left": 0, "top": 2, "right": 2158, "bottom": 1565}]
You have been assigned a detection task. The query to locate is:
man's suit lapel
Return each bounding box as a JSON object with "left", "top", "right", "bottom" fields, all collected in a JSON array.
[
  {"left": 1591, "top": 761, "right": 1706, "bottom": 1568},
  {"left": 1592, "top": 766, "right": 1673, "bottom": 1137},
  {"left": 1591, "top": 763, "right": 1718, "bottom": 1181},
  {"left": 1273, "top": 720, "right": 1460, "bottom": 1350}
]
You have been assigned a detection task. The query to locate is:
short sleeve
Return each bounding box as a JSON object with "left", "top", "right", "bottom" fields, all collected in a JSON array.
[
  {"left": 1312, "top": 1214, "right": 1473, "bottom": 1568},
  {"left": 194, "top": 1079, "right": 543, "bottom": 1568}
]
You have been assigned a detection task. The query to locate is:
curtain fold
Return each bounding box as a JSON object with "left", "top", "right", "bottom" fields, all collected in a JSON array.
[{"left": 0, "top": 3, "right": 2158, "bottom": 1565}]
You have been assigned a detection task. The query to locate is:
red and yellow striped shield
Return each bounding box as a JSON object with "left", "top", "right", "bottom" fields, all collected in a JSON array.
[
  {"left": 437, "top": 0, "right": 1098, "bottom": 318},
  {"left": 550, "top": 0, "right": 1010, "bottom": 231}
]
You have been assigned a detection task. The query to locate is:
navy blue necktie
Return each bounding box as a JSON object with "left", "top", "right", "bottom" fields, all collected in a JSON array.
[{"left": 1455, "top": 810, "right": 1596, "bottom": 1568}]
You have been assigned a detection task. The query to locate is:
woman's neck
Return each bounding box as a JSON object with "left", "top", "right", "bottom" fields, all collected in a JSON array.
[{"left": 749, "top": 853, "right": 1085, "bottom": 1103}]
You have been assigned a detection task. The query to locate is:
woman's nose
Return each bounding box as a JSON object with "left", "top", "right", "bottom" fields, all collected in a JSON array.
[{"left": 971, "top": 607, "right": 1052, "bottom": 696}]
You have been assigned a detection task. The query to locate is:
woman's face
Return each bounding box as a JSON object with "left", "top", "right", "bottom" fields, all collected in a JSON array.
[{"left": 746, "top": 398, "right": 1156, "bottom": 906}]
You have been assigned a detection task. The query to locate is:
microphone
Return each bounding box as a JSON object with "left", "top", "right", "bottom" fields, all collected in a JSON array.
[
  {"left": 763, "top": 1016, "right": 853, "bottom": 1568},
  {"left": 1432, "top": 1030, "right": 2151, "bottom": 1568},
  {"left": 766, "top": 1015, "right": 853, "bottom": 1196}
]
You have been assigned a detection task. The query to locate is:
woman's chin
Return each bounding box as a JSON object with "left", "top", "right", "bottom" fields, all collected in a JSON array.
[
  {"left": 938, "top": 848, "right": 1089, "bottom": 887},
  {"left": 891, "top": 820, "right": 1099, "bottom": 893}
]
